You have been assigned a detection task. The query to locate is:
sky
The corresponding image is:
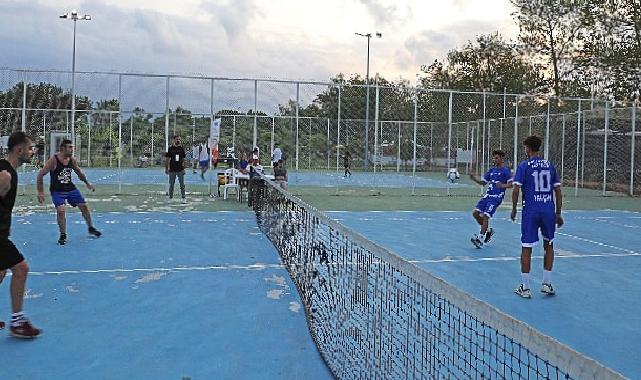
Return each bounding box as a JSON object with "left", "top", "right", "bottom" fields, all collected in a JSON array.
[{"left": 0, "top": 0, "right": 519, "bottom": 83}]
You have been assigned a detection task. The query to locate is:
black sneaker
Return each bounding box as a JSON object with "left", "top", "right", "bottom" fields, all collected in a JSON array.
[
  {"left": 484, "top": 228, "right": 494, "bottom": 243},
  {"left": 88, "top": 227, "right": 102, "bottom": 238},
  {"left": 58, "top": 233, "right": 67, "bottom": 245}
]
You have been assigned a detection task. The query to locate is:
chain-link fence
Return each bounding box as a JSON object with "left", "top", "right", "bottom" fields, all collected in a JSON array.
[{"left": 1, "top": 68, "right": 639, "bottom": 197}]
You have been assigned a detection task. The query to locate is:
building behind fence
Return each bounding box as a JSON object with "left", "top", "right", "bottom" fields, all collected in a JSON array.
[{"left": 1, "top": 68, "right": 639, "bottom": 197}]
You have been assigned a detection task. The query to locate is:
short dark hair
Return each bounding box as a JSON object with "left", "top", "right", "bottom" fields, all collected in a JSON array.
[
  {"left": 491, "top": 149, "right": 505, "bottom": 157},
  {"left": 173, "top": 135, "right": 180, "bottom": 139},
  {"left": 60, "top": 139, "right": 73, "bottom": 147},
  {"left": 523, "top": 135, "right": 542, "bottom": 152},
  {"left": 7, "top": 131, "right": 32, "bottom": 151}
]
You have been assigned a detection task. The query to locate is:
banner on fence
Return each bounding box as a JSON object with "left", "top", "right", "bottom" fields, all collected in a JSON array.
[{"left": 210, "top": 118, "right": 221, "bottom": 162}]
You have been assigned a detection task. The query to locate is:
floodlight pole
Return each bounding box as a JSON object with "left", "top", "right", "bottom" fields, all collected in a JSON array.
[
  {"left": 356, "top": 32, "right": 382, "bottom": 170},
  {"left": 60, "top": 10, "right": 91, "bottom": 156}
]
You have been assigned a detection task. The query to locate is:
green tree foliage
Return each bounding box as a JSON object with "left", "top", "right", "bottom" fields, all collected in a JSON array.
[
  {"left": 579, "top": 0, "right": 641, "bottom": 100},
  {"left": 419, "top": 33, "right": 548, "bottom": 94},
  {"left": 510, "top": 0, "right": 589, "bottom": 96}
]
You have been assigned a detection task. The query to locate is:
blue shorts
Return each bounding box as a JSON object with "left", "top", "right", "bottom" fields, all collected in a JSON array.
[
  {"left": 199, "top": 160, "right": 209, "bottom": 168},
  {"left": 51, "top": 189, "right": 86, "bottom": 208},
  {"left": 521, "top": 210, "right": 556, "bottom": 247},
  {"left": 474, "top": 196, "right": 502, "bottom": 218}
]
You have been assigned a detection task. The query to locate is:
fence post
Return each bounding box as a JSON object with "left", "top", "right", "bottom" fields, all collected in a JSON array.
[
  {"left": 411, "top": 90, "right": 418, "bottom": 196},
  {"left": 326, "top": 118, "right": 330, "bottom": 170},
  {"left": 21, "top": 71, "right": 26, "bottom": 133},
  {"left": 272, "top": 117, "right": 276, "bottom": 167},
  {"left": 88, "top": 113, "right": 92, "bottom": 167},
  {"left": 130, "top": 117, "right": 133, "bottom": 166},
  {"left": 295, "top": 83, "right": 300, "bottom": 171},
  {"left": 482, "top": 92, "right": 486, "bottom": 173},
  {"left": 374, "top": 85, "right": 380, "bottom": 173},
  {"left": 602, "top": 101, "right": 609, "bottom": 196},
  {"left": 544, "top": 98, "right": 550, "bottom": 160},
  {"left": 631, "top": 106, "right": 636, "bottom": 196},
  {"left": 164, "top": 76, "right": 170, "bottom": 152},
  {"left": 397, "top": 121, "right": 401, "bottom": 173},
  {"left": 253, "top": 80, "right": 258, "bottom": 149},
  {"left": 337, "top": 85, "right": 341, "bottom": 173},
  {"left": 561, "top": 114, "right": 565, "bottom": 182},
  {"left": 447, "top": 91, "right": 453, "bottom": 196},
  {"left": 574, "top": 100, "right": 581, "bottom": 196},
  {"left": 513, "top": 96, "right": 519, "bottom": 169},
  {"left": 118, "top": 74, "right": 123, "bottom": 194}
]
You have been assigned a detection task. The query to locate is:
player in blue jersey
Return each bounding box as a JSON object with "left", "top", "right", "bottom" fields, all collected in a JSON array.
[
  {"left": 510, "top": 136, "right": 563, "bottom": 299},
  {"left": 470, "top": 150, "right": 512, "bottom": 248}
]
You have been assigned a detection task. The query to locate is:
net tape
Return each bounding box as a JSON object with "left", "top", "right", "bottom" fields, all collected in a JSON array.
[{"left": 250, "top": 176, "right": 627, "bottom": 380}]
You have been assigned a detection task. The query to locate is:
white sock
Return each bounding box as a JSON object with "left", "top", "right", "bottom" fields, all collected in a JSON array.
[
  {"left": 543, "top": 270, "right": 552, "bottom": 284},
  {"left": 11, "top": 311, "right": 24, "bottom": 326},
  {"left": 521, "top": 273, "right": 530, "bottom": 290}
]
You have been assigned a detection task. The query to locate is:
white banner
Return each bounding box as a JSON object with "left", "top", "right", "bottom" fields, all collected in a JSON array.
[{"left": 210, "top": 118, "right": 221, "bottom": 161}]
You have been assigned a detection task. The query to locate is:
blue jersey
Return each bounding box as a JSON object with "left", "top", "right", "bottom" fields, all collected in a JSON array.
[
  {"left": 482, "top": 166, "right": 512, "bottom": 198},
  {"left": 513, "top": 157, "right": 560, "bottom": 213}
]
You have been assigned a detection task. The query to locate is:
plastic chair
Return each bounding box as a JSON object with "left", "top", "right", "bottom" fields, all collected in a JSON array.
[{"left": 223, "top": 168, "right": 240, "bottom": 200}]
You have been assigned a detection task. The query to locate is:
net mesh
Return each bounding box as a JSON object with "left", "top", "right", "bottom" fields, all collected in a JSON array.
[{"left": 249, "top": 177, "right": 626, "bottom": 380}]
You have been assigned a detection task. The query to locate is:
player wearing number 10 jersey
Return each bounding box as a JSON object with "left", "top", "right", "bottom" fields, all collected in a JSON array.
[{"left": 510, "top": 135, "right": 564, "bottom": 299}]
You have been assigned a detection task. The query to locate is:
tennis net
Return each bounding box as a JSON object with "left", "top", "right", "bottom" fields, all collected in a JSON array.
[{"left": 249, "top": 177, "right": 627, "bottom": 380}]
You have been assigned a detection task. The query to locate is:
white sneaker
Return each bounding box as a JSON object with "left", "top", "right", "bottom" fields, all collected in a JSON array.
[
  {"left": 541, "top": 283, "right": 555, "bottom": 295},
  {"left": 470, "top": 234, "right": 483, "bottom": 249},
  {"left": 514, "top": 285, "right": 531, "bottom": 299}
]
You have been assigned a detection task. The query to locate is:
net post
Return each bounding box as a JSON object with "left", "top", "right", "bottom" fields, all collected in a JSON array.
[
  {"left": 164, "top": 76, "right": 170, "bottom": 152},
  {"left": 631, "top": 105, "right": 636, "bottom": 196},
  {"left": 21, "top": 70, "right": 26, "bottom": 133},
  {"left": 208, "top": 78, "right": 215, "bottom": 196},
  {"left": 602, "top": 101, "right": 609, "bottom": 196}
]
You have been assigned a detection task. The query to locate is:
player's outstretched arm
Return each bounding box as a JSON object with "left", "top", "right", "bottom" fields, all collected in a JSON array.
[
  {"left": 71, "top": 158, "right": 95, "bottom": 192},
  {"left": 36, "top": 157, "right": 56, "bottom": 202},
  {"left": 469, "top": 172, "right": 486, "bottom": 186}
]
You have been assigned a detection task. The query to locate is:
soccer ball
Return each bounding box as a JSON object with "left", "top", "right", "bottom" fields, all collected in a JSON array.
[{"left": 447, "top": 168, "right": 460, "bottom": 183}]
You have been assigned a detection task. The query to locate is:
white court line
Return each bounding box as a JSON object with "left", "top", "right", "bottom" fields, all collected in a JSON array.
[{"left": 26, "top": 263, "right": 286, "bottom": 276}]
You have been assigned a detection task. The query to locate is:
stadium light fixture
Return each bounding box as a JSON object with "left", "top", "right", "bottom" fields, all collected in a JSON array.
[
  {"left": 60, "top": 9, "right": 91, "bottom": 155},
  {"left": 355, "top": 31, "right": 382, "bottom": 170}
]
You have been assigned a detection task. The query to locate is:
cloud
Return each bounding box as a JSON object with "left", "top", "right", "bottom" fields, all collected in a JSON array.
[
  {"left": 395, "top": 19, "right": 517, "bottom": 73},
  {"left": 358, "top": 0, "right": 408, "bottom": 26},
  {"left": 199, "top": 0, "right": 262, "bottom": 42}
]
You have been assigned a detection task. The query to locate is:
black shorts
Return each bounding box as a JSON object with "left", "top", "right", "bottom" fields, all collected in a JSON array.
[{"left": 0, "top": 238, "right": 24, "bottom": 271}]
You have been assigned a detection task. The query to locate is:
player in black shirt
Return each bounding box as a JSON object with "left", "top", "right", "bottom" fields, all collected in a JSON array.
[
  {"left": 165, "top": 135, "right": 187, "bottom": 200},
  {"left": 0, "top": 131, "right": 41, "bottom": 338},
  {"left": 36, "top": 139, "right": 102, "bottom": 245}
]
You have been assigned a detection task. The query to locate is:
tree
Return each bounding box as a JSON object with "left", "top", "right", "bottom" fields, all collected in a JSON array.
[
  {"left": 419, "top": 33, "right": 548, "bottom": 94},
  {"left": 579, "top": 0, "right": 641, "bottom": 100},
  {"left": 510, "top": 0, "right": 589, "bottom": 96}
]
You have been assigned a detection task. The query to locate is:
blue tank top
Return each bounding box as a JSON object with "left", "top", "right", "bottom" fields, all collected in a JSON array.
[{"left": 50, "top": 155, "right": 77, "bottom": 192}]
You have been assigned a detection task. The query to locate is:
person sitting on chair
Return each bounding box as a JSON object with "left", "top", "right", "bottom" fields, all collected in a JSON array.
[
  {"left": 238, "top": 153, "right": 249, "bottom": 174},
  {"left": 273, "top": 159, "right": 288, "bottom": 191}
]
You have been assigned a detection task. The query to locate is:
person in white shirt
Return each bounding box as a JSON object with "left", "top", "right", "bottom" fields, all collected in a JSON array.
[
  {"left": 198, "top": 141, "right": 210, "bottom": 181},
  {"left": 191, "top": 143, "right": 200, "bottom": 174},
  {"left": 272, "top": 146, "right": 282, "bottom": 167}
]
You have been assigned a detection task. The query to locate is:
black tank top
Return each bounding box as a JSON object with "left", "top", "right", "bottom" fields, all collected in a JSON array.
[
  {"left": 0, "top": 159, "right": 17, "bottom": 238},
  {"left": 50, "top": 155, "right": 77, "bottom": 192}
]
